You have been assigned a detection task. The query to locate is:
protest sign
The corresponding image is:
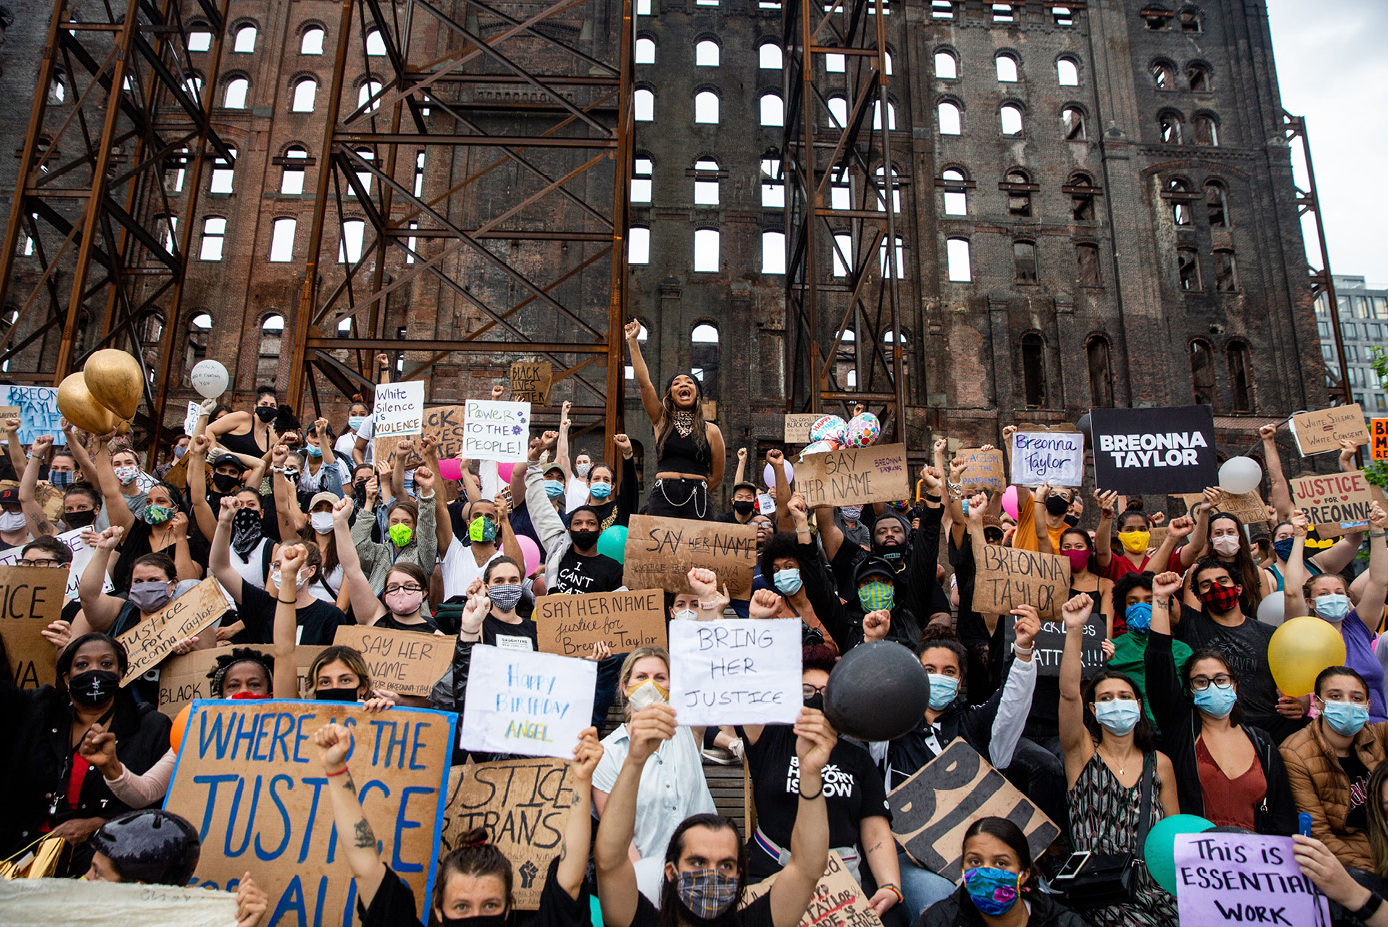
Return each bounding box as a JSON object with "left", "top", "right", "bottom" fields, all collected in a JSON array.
[
  {"left": 372, "top": 380, "right": 425, "bottom": 439},
  {"left": 533, "top": 588, "right": 666, "bottom": 657},
  {"left": 0, "top": 564, "right": 70, "bottom": 688},
  {"left": 1180, "top": 490, "right": 1269, "bottom": 527},
  {"left": 459, "top": 646, "right": 595, "bottom": 758},
  {"left": 668, "top": 618, "right": 802, "bottom": 726},
  {"left": 1090, "top": 405, "right": 1217, "bottom": 494},
  {"left": 972, "top": 545, "right": 1071, "bottom": 619},
  {"left": 955, "top": 447, "right": 1006, "bottom": 494},
  {"left": 783, "top": 413, "right": 820, "bottom": 444},
  {"left": 334, "top": 625, "right": 453, "bottom": 698},
  {"left": 1173, "top": 832, "right": 1328, "bottom": 925},
  {"left": 1011, "top": 431, "right": 1085, "bottom": 487},
  {"left": 155, "top": 645, "right": 325, "bottom": 717},
  {"left": 463, "top": 399, "right": 530, "bottom": 463},
  {"left": 509, "top": 361, "right": 553, "bottom": 405},
  {"left": 442, "top": 758, "right": 575, "bottom": 909},
  {"left": 623, "top": 514, "right": 758, "bottom": 599},
  {"left": 890, "top": 741, "right": 1059, "bottom": 881},
  {"left": 1006, "top": 612, "right": 1105, "bottom": 677},
  {"left": 1374, "top": 419, "right": 1388, "bottom": 461},
  {"left": 741, "top": 851, "right": 882, "bottom": 927},
  {"left": 2, "top": 386, "right": 65, "bottom": 446},
  {"left": 1290, "top": 404, "right": 1371, "bottom": 456},
  {"left": 795, "top": 443, "right": 910, "bottom": 508},
  {"left": 166, "top": 700, "right": 453, "bottom": 927},
  {"left": 183, "top": 400, "right": 202, "bottom": 437},
  {"left": 0, "top": 526, "right": 109, "bottom": 599},
  {"left": 374, "top": 403, "right": 468, "bottom": 467},
  {"left": 115, "top": 577, "right": 229, "bottom": 684},
  {"left": 0, "top": 878, "right": 239, "bottom": 927},
  {"left": 1291, "top": 471, "right": 1376, "bottom": 534}
]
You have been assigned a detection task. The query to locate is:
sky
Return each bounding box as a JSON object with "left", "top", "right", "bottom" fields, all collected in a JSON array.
[{"left": 1265, "top": 0, "right": 1388, "bottom": 288}]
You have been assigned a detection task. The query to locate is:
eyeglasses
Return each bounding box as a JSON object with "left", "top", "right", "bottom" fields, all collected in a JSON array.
[
  {"left": 801, "top": 684, "right": 826, "bottom": 699},
  {"left": 384, "top": 584, "right": 424, "bottom": 595},
  {"left": 17, "top": 558, "right": 60, "bottom": 567},
  {"left": 1190, "top": 674, "right": 1234, "bottom": 691}
]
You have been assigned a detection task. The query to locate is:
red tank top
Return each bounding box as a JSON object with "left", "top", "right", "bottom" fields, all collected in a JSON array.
[{"left": 1196, "top": 736, "right": 1266, "bottom": 829}]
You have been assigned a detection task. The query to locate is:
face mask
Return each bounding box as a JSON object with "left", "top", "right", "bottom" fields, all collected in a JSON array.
[
  {"left": 963, "top": 866, "right": 1020, "bottom": 917},
  {"left": 128, "top": 580, "right": 172, "bottom": 613},
  {"left": 255, "top": 406, "right": 278, "bottom": 423},
  {"left": 1193, "top": 682, "right": 1237, "bottom": 719},
  {"left": 49, "top": 470, "right": 74, "bottom": 489},
  {"left": 803, "top": 692, "right": 824, "bottom": 711},
  {"left": 1198, "top": 583, "right": 1241, "bottom": 615},
  {"left": 1125, "top": 602, "right": 1153, "bottom": 633},
  {"left": 311, "top": 512, "right": 335, "bottom": 535},
  {"left": 0, "top": 510, "right": 26, "bottom": 532},
  {"left": 626, "top": 679, "right": 670, "bottom": 702},
  {"left": 283, "top": 468, "right": 300, "bottom": 481},
  {"left": 1045, "top": 494, "right": 1071, "bottom": 517},
  {"left": 440, "top": 915, "right": 509, "bottom": 927},
  {"left": 1093, "top": 699, "right": 1141, "bottom": 736},
  {"left": 1063, "top": 548, "right": 1090, "bottom": 574},
  {"left": 732, "top": 499, "right": 755, "bottom": 517},
  {"left": 841, "top": 505, "right": 862, "bottom": 521},
  {"left": 389, "top": 523, "right": 414, "bottom": 548},
  {"left": 349, "top": 416, "right": 366, "bottom": 431},
  {"left": 384, "top": 587, "right": 424, "bottom": 616},
  {"left": 1314, "top": 593, "right": 1352, "bottom": 623},
  {"left": 575, "top": 463, "right": 592, "bottom": 478},
  {"left": 1211, "top": 535, "right": 1241, "bottom": 557},
  {"left": 774, "top": 568, "right": 803, "bottom": 595},
  {"left": 143, "top": 504, "right": 173, "bottom": 526},
  {"left": 488, "top": 583, "right": 524, "bottom": 612},
  {"left": 673, "top": 608, "right": 697, "bottom": 622},
  {"left": 873, "top": 540, "right": 906, "bottom": 567},
  {"left": 1322, "top": 699, "right": 1370, "bottom": 737},
  {"left": 1118, "top": 530, "right": 1150, "bottom": 553},
  {"left": 928, "top": 673, "right": 959, "bottom": 710},
  {"left": 858, "top": 578, "right": 894, "bottom": 612},
  {"left": 570, "top": 529, "right": 601, "bottom": 551},
  {"left": 270, "top": 567, "right": 310, "bottom": 591},
  {"left": 315, "top": 687, "right": 358, "bottom": 702},
  {"left": 589, "top": 482, "right": 613, "bottom": 500},
  {"left": 674, "top": 870, "right": 739, "bottom": 922},
  {"left": 305, "top": 444, "right": 322, "bottom": 458},
  {"left": 212, "top": 472, "right": 241, "bottom": 494},
  {"left": 1274, "top": 537, "right": 1295, "bottom": 560},
  {"left": 113, "top": 465, "right": 140, "bottom": 485},
  {"left": 68, "top": 669, "right": 120, "bottom": 706},
  {"left": 543, "top": 480, "right": 566, "bottom": 499},
  {"left": 469, "top": 516, "right": 498, "bottom": 544},
  {"left": 63, "top": 509, "right": 96, "bottom": 529},
  {"left": 173, "top": 446, "right": 187, "bottom": 459},
  {"left": 1064, "top": 513, "right": 1081, "bottom": 527}
]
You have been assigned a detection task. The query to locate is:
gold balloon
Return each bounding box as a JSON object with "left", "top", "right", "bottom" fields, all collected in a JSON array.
[
  {"left": 82, "top": 349, "right": 143, "bottom": 421},
  {"left": 1268, "top": 615, "right": 1347, "bottom": 697},
  {"left": 56, "top": 372, "right": 118, "bottom": 435}
]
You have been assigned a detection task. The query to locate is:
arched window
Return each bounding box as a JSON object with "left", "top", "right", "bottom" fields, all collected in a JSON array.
[
  {"left": 629, "top": 226, "right": 650, "bottom": 264},
  {"left": 1167, "top": 177, "right": 1193, "bottom": 225},
  {"left": 830, "top": 165, "right": 851, "bottom": 210},
  {"left": 634, "top": 87, "right": 654, "bottom": 121},
  {"left": 696, "top": 39, "right": 719, "bottom": 66},
  {"left": 1069, "top": 172, "right": 1097, "bottom": 220},
  {"left": 872, "top": 99, "right": 896, "bottom": 131},
  {"left": 223, "top": 77, "right": 249, "bottom": 109},
  {"left": 291, "top": 78, "right": 317, "bottom": 112},
  {"left": 1087, "top": 336, "right": 1113, "bottom": 407},
  {"left": 365, "top": 29, "right": 386, "bottom": 56},
  {"left": 1057, "top": 57, "right": 1079, "bottom": 86},
  {"left": 1000, "top": 103, "right": 1024, "bottom": 136},
  {"left": 1177, "top": 246, "right": 1200, "bottom": 290},
  {"left": 189, "top": 28, "right": 212, "bottom": 52},
  {"left": 759, "top": 42, "right": 782, "bottom": 69},
  {"left": 874, "top": 165, "right": 901, "bottom": 212},
  {"left": 1189, "top": 339, "right": 1214, "bottom": 405},
  {"left": 301, "top": 26, "right": 325, "bottom": 55},
  {"left": 47, "top": 72, "right": 68, "bottom": 105},
  {"left": 691, "top": 323, "right": 720, "bottom": 399},
  {"left": 832, "top": 233, "right": 853, "bottom": 277},
  {"left": 879, "top": 236, "right": 905, "bottom": 278},
  {"left": 946, "top": 237, "right": 971, "bottom": 282},
  {"left": 1053, "top": 5, "right": 1075, "bottom": 26},
  {"left": 233, "top": 24, "right": 257, "bottom": 53},
  {"left": 1013, "top": 240, "right": 1038, "bottom": 283},
  {"left": 1227, "top": 341, "right": 1253, "bottom": 412},
  {"left": 337, "top": 317, "right": 354, "bottom": 338},
  {"left": 183, "top": 74, "right": 204, "bottom": 99},
  {"left": 1213, "top": 249, "right": 1239, "bottom": 292},
  {"left": 941, "top": 168, "right": 967, "bottom": 215},
  {"left": 1151, "top": 60, "right": 1175, "bottom": 89},
  {"left": 934, "top": 49, "right": 957, "bottom": 79},
  {"left": 995, "top": 54, "right": 1019, "bottom": 83},
  {"left": 358, "top": 80, "right": 382, "bottom": 113},
  {"left": 1021, "top": 333, "right": 1047, "bottom": 408},
  {"left": 258, "top": 315, "right": 284, "bottom": 385},
  {"left": 1004, "top": 169, "right": 1032, "bottom": 217},
  {"left": 834, "top": 328, "right": 857, "bottom": 389},
  {"left": 883, "top": 50, "right": 894, "bottom": 75},
  {"left": 636, "top": 36, "right": 656, "bottom": 64},
  {"left": 1076, "top": 242, "right": 1101, "bottom": 286},
  {"left": 209, "top": 147, "right": 237, "bottom": 193},
  {"left": 760, "top": 93, "right": 783, "bottom": 127},
  {"left": 1159, "top": 111, "right": 1183, "bottom": 144},
  {"left": 828, "top": 96, "right": 848, "bottom": 129},
  {"left": 693, "top": 158, "right": 719, "bottom": 205},
  {"left": 938, "top": 101, "right": 961, "bottom": 135},
  {"left": 694, "top": 228, "right": 719, "bottom": 272},
  {"left": 1061, "top": 106, "right": 1086, "bottom": 140},
  {"left": 762, "top": 230, "right": 786, "bottom": 274},
  {"left": 281, "top": 146, "right": 308, "bottom": 194},
  {"left": 199, "top": 217, "right": 226, "bottom": 261},
  {"left": 761, "top": 156, "right": 784, "bottom": 207},
  {"left": 1205, "top": 181, "right": 1228, "bottom": 227},
  {"left": 338, "top": 218, "right": 366, "bottom": 263},
  {"left": 1186, "top": 61, "right": 1210, "bottom": 92},
  {"left": 1143, "top": 6, "right": 1173, "bottom": 29},
  {"left": 695, "top": 90, "right": 719, "bottom": 124},
  {"left": 269, "top": 217, "right": 297, "bottom": 261},
  {"left": 932, "top": 0, "right": 954, "bottom": 18},
  {"left": 632, "top": 155, "right": 653, "bottom": 203},
  {"left": 1180, "top": 6, "right": 1201, "bottom": 32},
  {"left": 1193, "top": 114, "right": 1219, "bottom": 146},
  {"left": 353, "top": 147, "right": 375, "bottom": 194},
  {"left": 186, "top": 313, "right": 212, "bottom": 372},
  {"left": 624, "top": 322, "right": 649, "bottom": 382},
  {"left": 164, "top": 149, "right": 188, "bottom": 193}
]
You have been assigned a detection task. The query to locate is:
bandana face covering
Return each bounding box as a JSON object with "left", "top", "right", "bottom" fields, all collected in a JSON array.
[
  {"left": 675, "top": 870, "right": 739, "bottom": 920},
  {"left": 858, "top": 578, "right": 894, "bottom": 613},
  {"left": 230, "top": 508, "right": 264, "bottom": 559},
  {"left": 487, "top": 583, "right": 524, "bottom": 612},
  {"left": 1274, "top": 537, "right": 1296, "bottom": 561},
  {"left": 1118, "top": 530, "right": 1150, "bottom": 554},
  {"left": 963, "top": 866, "right": 1020, "bottom": 917},
  {"left": 1125, "top": 602, "right": 1153, "bottom": 633},
  {"left": 1198, "top": 582, "right": 1241, "bottom": 615}
]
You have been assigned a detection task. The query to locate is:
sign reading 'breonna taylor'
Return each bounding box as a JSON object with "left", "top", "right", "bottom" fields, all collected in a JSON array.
[{"left": 1090, "top": 405, "right": 1218, "bottom": 495}]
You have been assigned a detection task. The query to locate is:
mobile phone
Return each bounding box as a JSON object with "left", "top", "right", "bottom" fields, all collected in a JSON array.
[
  {"left": 627, "top": 680, "right": 664, "bottom": 713},
  {"left": 1053, "top": 851, "right": 1091, "bottom": 882}
]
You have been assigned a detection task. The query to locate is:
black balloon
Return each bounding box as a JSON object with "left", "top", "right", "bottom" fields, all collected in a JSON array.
[
  {"left": 823, "top": 641, "right": 930, "bottom": 742},
  {"left": 1076, "top": 412, "right": 1093, "bottom": 444}
]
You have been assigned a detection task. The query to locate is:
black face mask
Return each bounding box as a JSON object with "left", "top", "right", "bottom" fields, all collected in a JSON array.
[
  {"left": 803, "top": 692, "right": 824, "bottom": 711},
  {"left": 732, "top": 500, "right": 755, "bottom": 516},
  {"left": 1063, "top": 513, "right": 1081, "bottom": 527},
  {"left": 69, "top": 669, "right": 120, "bottom": 706},
  {"left": 1045, "top": 495, "right": 1071, "bottom": 517},
  {"left": 872, "top": 541, "right": 907, "bottom": 567},
  {"left": 63, "top": 509, "right": 97, "bottom": 529},
  {"left": 315, "top": 687, "right": 359, "bottom": 702},
  {"left": 212, "top": 472, "right": 242, "bottom": 494},
  {"left": 255, "top": 406, "right": 278, "bottom": 424},
  {"left": 440, "top": 914, "right": 510, "bottom": 927},
  {"left": 570, "top": 529, "right": 601, "bottom": 551},
  {"left": 353, "top": 483, "right": 368, "bottom": 505}
]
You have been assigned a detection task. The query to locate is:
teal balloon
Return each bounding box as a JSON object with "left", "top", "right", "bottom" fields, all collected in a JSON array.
[
  {"left": 1143, "top": 813, "right": 1214, "bottom": 895},
  {"left": 597, "top": 525, "right": 628, "bottom": 563}
]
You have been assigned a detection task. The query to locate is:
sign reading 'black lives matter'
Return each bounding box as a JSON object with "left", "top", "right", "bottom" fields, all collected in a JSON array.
[{"left": 1090, "top": 405, "right": 1217, "bottom": 495}]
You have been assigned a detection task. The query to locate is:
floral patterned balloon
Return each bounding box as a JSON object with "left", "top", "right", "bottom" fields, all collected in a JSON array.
[{"left": 846, "top": 412, "right": 881, "bottom": 447}]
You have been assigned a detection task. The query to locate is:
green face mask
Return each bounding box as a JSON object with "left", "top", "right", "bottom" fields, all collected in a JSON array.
[
  {"left": 388, "top": 523, "right": 413, "bottom": 548},
  {"left": 469, "top": 516, "right": 498, "bottom": 543},
  {"left": 858, "top": 578, "right": 894, "bottom": 612}
]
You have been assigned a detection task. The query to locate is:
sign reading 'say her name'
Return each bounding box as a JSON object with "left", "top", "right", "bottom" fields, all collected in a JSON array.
[
  {"left": 1090, "top": 404, "right": 1217, "bottom": 495},
  {"left": 623, "top": 514, "right": 757, "bottom": 599},
  {"left": 668, "top": 618, "right": 802, "bottom": 726},
  {"left": 463, "top": 399, "right": 530, "bottom": 463},
  {"left": 796, "top": 443, "right": 910, "bottom": 507},
  {"left": 459, "top": 646, "right": 595, "bottom": 759}
]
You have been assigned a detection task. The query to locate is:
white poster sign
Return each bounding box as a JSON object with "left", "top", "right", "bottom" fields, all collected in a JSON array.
[
  {"left": 459, "top": 645, "right": 595, "bottom": 759},
  {"left": 0, "top": 878, "right": 238, "bottom": 927},
  {"left": 372, "top": 381, "right": 425, "bottom": 439},
  {"left": 463, "top": 399, "right": 531, "bottom": 463},
  {"left": 183, "top": 401, "right": 201, "bottom": 437},
  {"left": 0, "top": 526, "right": 111, "bottom": 598},
  {"left": 1010, "top": 431, "right": 1085, "bottom": 487},
  {"left": 668, "top": 618, "right": 802, "bottom": 726}
]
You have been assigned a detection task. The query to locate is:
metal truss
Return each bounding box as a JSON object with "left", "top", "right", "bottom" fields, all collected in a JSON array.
[
  {"left": 781, "top": 0, "right": 906, "bottom": 439},
  {"left": 0, "top": 0, "right": 232, "bottom": 455},
  {"left": 288, "top": 0, "right": 634, "bottom": 450}
]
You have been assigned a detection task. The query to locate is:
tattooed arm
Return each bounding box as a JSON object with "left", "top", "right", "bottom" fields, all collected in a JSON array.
[
  {"left": 557, "top": 727, "right": 603, "bottom": 900},
  {"left": 314, "top": 722, "right": 387, "bottom": 906}
]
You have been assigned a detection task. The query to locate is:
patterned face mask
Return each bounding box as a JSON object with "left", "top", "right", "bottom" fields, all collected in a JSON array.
[
  {"left": 470, "top": 516, "right": 498, "bottom": 543},
  {"left": 675, "top": 870, "right": 739, "bottom": 920},
  {"left": 857, "top": 578, "right": 894, "bottom": 613}
]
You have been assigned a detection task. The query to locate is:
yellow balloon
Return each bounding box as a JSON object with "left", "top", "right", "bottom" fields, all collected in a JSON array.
[
  {"left": 1268, "top": 615, "right": 1347, "bottom": 697},
  {"left": 82, "top": 349, "right": 143, "bottom": 421},
  {"left": 56, "top": 373, "right": 119, "bottom": 436}
]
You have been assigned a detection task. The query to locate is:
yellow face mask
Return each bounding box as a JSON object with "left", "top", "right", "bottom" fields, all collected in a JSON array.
[
  {"left": 1118, "top": 530, "right": 1150, "bottom": 554},
  {"left": 626, "top": 679, "right": 670, "bottom": 702}
]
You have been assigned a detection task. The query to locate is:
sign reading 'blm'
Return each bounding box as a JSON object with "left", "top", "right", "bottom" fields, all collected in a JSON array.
[{"left": 1090, "top": 405, "right": 1217, "bottom": 495}]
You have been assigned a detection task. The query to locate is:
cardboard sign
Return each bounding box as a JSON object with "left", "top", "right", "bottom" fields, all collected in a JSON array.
[
  {"left": 533, "top": 588, "right": 666, "bottom": 657},
  {"left": 2, "top": 386, "right": 65, "bottom": 445},
  {"left": 1091, "top": 405, "right": 1217, "bottom": 495},
  {"left": 115, "top": 577, "right": 228, "bottom": 685},
  {"left": 890, "top": 740, "right": 1060, "bottom": 882},
  {"left": 0, "top": 526, "right": 110, "bottom": 599},
  {"left": 955, "top": 447, "right": 1006, "bottom": 493},
  {"left": 155, "top": 645, "right": 325, "bottom": 717},
  {"left": 372, "top": 381, "right": 426, "bottom": 439},
  {"left": 1374, "top": 419, "right": 1388, "bottom": 461},
  {"left": 1006, "top": 613, "right": 1105, "bottom": 677},
  {"left": 442, "top": 759, "right": 576, "bottom": 909},
  {"left": 509, "top": 362, "right": 553, "bottom": 405},
  {"left": 374, "top": 403, "right": 467, "bottom": 467},
  {"left": 165, "top": 700, "right": 454, "bottom": 927},
  {"left": 972, "top": 545, "right": 1071, "bottom": 619},
  {"left": 1290, "top": 404, "right": 1370, "bottom": 456},
  {"left": 1291, "top": 471, "right": 1376, "bottom": 533},
  {"left": 334, "top": 625, "right": 453, "bottom": 698},
  {"left": 459, "top": 645, "right": 596, "bottom": 759},
  {"left": 741, "top": 851, "right": 882, "bottom": 927},
  {"left": 0, "top": 564, "right": 70, "bottom": 688},
  {"left": 1174, "top": 833, "right": 1329, "bottom": 925},
  {"left": 668, "top": 618, "right": 802, "bottom": 726},
  {"left": 0, "top": 878, "right": 238, "bottom": 927},
  {"left": 783, "top": 413, "right": 820, "bottom": 444},
  {"left": 623, "top": 514, "right": 758, "bottom": 600},
  {"left": 1011, "top": 431, "right": 1085, "bottom": 488},
  {"left": 795, "top": 443, "right": 911, "bottom": 508},
  {"left": 1180, "top": 490, "right": 1270, "bottom": 527},
  {"left": 463, "top": 399, "right": 530, "bottom": 463}
]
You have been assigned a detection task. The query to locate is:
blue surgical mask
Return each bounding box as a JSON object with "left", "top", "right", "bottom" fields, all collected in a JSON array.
[
  {"left": 349, "top": 416, "right": 366, "bottom": 431},
  {"left": 1125, "top": 602, "right": 1152, "bottom": 634},
  {"left": 1314, "top": 593, "right": 1352, "bottom": 623},
  {"left": 773, "top": 568, "right": 802, "bottom": 595},
  {"left": 927, "top": 673, "right": 959, "bottom": 710},
  {"left": 1322, "top": 699, "right": 1370, "bottom": 737},
  {"left": 305, "top": 444, "right": 323, "bottom": 458},
  {"left": 589, "top": 482, "right": 613, "bottom": 500},
  {"left": 1273, "top": 537, "right": 1295, "bottom": 561},
  {"left": 1193, "top": 683, "right": 1237, "bottom": 719},
  {"left": 963, "top": 866, "right": 1020, "bottom": 917},
  {"left": 1093, "top": 700, "right": 1141, "bottom": 735},
  {"left": 543, "top": 479, "right": 565, "bottom": 499}
]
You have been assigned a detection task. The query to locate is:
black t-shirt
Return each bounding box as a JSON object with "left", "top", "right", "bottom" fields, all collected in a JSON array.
[
  {"left": 482, "top": 612, "right": 539, "bottom": 651},
  {"left": 1174, "top": 605, "right": 1295, "bottom": 741},
  {"left": 628, "top": 886, "right": 773, "bottom": 927},
  {"left": 551, "top": 549, "right": 624, "bottom": 595},
  {"left": 363, "top": 856, "right": 590, "bottom": 927},
  {"left": 1343, "top": 751, "right": 1371, "bottom": 832},
  {"left": 111, "top": 519, "right": 211, "bottom": 592},
  {"left": 738, "top": 724, "right": 889, "bottom": 878},
  {"left": 235, "top": 578, "right": 349, "bottom": 645},
  {"left": 371, "top": 613, "right": 440, "bottom": 633}
]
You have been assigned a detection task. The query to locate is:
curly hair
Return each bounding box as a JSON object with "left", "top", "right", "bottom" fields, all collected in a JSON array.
[{"left": 207, "top": 648, "right": 275, "bottom": 697}]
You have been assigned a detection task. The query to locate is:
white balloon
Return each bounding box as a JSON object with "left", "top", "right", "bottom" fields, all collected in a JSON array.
[
  {"left": 190, "top": 360, "right": 229, "bottom": 399},
  {"left": 763, "top": 459, "right": 794, "bottom": 489},
  {"left": 1256, "top": 592, "right": 1285, "bottom": 625},
  {"left": 1218, "top": 455, "right": 1262, "bottom": 496}
]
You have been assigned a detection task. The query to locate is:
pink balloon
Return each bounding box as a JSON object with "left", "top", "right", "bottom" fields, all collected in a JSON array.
[
  {"left": 497, "top": 462, "right": 514, "bottom": 483},
  {"left": 437, "top": 458, "right": 463, "bottom": 482},
  {"left": 516, "top": 535, "right": 541, "bottom": 578},
  {"left": 1002, "top": 485, "right": 1019, "bottom": 521}
]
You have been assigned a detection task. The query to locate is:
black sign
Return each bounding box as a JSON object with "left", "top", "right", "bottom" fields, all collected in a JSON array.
[
  {"left": 1005, "top": 613, "right": 1106, "bottom": 678},
  {"left": 1090, "top": 404, "right": 1217, "bottom": 495}
]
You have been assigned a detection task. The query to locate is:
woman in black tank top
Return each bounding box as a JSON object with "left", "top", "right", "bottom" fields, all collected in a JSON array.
[{"left": 624, "top": 320, "right": 726, "bottom": 520}]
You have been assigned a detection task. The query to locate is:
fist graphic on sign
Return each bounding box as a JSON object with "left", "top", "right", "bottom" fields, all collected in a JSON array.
[{"left": 519, "top": 860, "right": 540, "bottom": 889}]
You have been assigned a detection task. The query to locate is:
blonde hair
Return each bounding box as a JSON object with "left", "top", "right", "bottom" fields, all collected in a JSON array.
[{"left": 617, "top": 645, "right": 670, "bottom": 719}]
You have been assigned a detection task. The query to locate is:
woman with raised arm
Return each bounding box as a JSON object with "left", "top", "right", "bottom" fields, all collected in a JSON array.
[
  {"left": 328, "top": 495, "right": 438, "bottom": 632},
  {"left": 624, "top": 319, "right": 725, "bottom": 519}
]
